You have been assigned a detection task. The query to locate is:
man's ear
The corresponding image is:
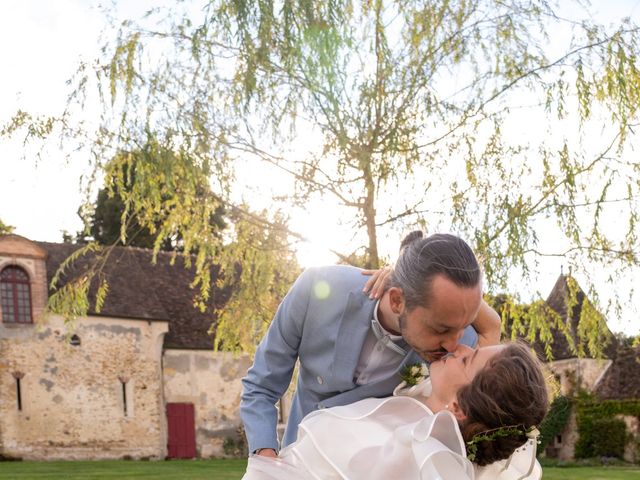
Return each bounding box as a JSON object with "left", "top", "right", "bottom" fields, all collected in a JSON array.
[
  {"left": 450, "top": 398, "right": 467, "bottom": 423},
  {"left": 387, "top": 287, "right": 405, "bottom": 314}
]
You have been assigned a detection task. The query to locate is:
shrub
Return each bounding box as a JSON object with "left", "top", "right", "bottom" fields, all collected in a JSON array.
[
  {"left": 575, "top": 416, "right": 627, "bottom": 459},
  {"left": 538, "top": 394, "right": 571, "bottom": 453},
  {"left": 574, "top": 398, "right": 640, "bottom": 461}
]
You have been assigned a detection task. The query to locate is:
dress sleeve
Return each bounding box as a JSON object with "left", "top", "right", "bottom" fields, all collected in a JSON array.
[
  {"left": 419, "top": 450, "right": 474, "bottom": 480},
  {"left": 242, "top": 455, "right": 308, "bottom": 480}
]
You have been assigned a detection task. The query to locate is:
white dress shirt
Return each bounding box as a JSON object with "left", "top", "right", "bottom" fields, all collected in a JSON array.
[{"left": 354, "top": 300, "right": 407, "bottom": 385}]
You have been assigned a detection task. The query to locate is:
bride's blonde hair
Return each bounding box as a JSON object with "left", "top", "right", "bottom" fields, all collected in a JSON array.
[{"left": 457, "top": 342, "right": 549, "bottom": 466}]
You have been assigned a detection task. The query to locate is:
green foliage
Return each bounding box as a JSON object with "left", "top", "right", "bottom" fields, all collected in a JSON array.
[
  {"left": 0, "top": 219, "right": 14, "bottom": 235},
  {"left": 577, "top": 398, "right": 640, "bottom": 420},
  {"left": 492, "top": 293, "right": 574, "bottom": 360},
  {"left": 590, "top": 419, "right": 628, "bottom": 459},
  {"left": 489, "top": 275, "right": 614, "bottom": 359},
  {"left": 574, "top": 396, "right": 640, "bottom": 460},
  {"left": 576, "top": 417, "right": 628, "bottom": 460},
  {"left": 0, "top": 459, "right": 250, "bottom": 479},
  {"left": 222, "top": 425, "right": 248, "bottom": 457},
  {"left": 539, "top": 394, "right": 572, "bottom": 453},
  {"left": 466, "top": 425, "right": 533, "bottom": 463},
  {"left": 399, "top": 362, "right": 429, "bottom": 386},
  {"left": 3, "top": 0, "right": 640, "bottom": 353},
  {"left": 212, "top": 208, "right": 300, "bottom": 353},
  {"left": 78, "top": 149, "right": 227, "bottom": 251},
  {"left": 46, "top": 242, "right": 103, "bottom": 322},
  {"left": 47, "top": 277, "right": 91, "bottom": 325}
]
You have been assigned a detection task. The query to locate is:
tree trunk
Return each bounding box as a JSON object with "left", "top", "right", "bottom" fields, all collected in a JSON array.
[{"left": 362, "top": 161, "right": 379, "bottom": 269}]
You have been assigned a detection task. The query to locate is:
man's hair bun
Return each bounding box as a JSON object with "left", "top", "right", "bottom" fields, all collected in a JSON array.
[{"left": 399, "top": 230, "right": 424, "bottom": 251}]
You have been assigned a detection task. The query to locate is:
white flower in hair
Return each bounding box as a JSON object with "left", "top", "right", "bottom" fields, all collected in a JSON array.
[{"left": 526, "top": 427, "right": 541, "bottom": 441}]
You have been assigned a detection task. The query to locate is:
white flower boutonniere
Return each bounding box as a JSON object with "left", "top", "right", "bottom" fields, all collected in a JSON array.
[{"left": 399, "top": 362, "right": 429, "bottom": 386}]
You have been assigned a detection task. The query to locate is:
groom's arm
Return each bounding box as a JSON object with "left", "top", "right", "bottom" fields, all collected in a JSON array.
[
  {"left": 240, "top": 268, "right": 312, "bottom": 455},
  {"left": 472, "top": 300, "right": 501, "bottom": 347}
]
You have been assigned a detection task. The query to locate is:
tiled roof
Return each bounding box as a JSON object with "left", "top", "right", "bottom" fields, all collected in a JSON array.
[
  {"left": 594, "top": 345, "right": 640, "bottom": 400},
  {"left": 541, "top": 274, "right": 617, "bottom": 360},
  {"left": 36, "top": 242, "right": 229, "bottom": 350},
  {"left": 498, "top": 274, "right": 617, "bottom": 361},
  {"left": 496, "top": 274, "right": 640, "bottom": 399}
]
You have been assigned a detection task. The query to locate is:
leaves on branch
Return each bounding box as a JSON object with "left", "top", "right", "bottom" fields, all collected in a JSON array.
[{"left": 3, "top": 0, "right": 640, "bottom": 355}]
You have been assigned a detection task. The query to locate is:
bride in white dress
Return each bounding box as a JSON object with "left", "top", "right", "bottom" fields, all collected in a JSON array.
[{"left": 242, "top": 342, "right": 548, "bottom": 480}]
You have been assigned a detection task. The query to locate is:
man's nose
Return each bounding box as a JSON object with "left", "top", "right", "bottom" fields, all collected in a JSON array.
[{"left": 440, "top": 330, "right": 465, "bottom": 352}]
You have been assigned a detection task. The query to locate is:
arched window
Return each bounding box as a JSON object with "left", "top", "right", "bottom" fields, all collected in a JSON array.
[{"left": 0, "top": 266, "right": 33, "bottom": 324}]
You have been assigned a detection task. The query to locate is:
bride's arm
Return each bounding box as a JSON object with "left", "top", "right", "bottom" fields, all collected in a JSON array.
[{"left": 473, "top": 300, "right": 501, "bottom": 347}]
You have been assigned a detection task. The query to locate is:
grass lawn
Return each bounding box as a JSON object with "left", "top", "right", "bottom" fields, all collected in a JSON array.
[
  {"left": 543, "top": 467, "right": 640, "bottom": 479},
  {"left": 0, "top": 460, "right": 639, "bottom": 479},
  {"left": 0, "top": 459, "right": 247, "bottom": 479}
]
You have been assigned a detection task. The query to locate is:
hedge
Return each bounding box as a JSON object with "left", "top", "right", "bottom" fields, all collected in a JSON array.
[
  {"left": 574, "top": 397, "right": 640, "bottom": 460},
  {"left": 539, "top": 395, "right": 572, "bottom": 453}
]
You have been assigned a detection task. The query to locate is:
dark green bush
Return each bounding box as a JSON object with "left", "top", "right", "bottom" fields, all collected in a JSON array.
[
  {"left": 538, "top": 394, "right": 572, "bottom": 453},
  {"left": 573, "top": 398, "right": 640, "bottom": 460},
  {"left": 575, "top": 416, "right": 627, "bottom": 459}
]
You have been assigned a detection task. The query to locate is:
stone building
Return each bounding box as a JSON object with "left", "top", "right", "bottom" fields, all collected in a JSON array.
[
  {"left": 0, "top": 234, "right": 252, "bottom": 460},
  {"left": 2, "top": 233, "right": 636, "bottom": 462},
  {"left": 533, "top": 274, "right": 640, "bottom": 463}
]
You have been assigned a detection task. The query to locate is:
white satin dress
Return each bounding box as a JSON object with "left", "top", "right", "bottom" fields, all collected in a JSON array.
[{"left": 242, "top": 380, "right": 541, "bottom": 480}]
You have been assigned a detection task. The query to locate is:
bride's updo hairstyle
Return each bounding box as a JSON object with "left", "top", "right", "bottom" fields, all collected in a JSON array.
[{"left": 457, "top": 342, "right": 549, "bottom": 466}]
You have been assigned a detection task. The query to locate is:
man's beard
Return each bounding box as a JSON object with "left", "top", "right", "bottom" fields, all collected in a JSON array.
[
  {"left": 399, "top": 311, "right": 447, "bottom": 362},
  {"left": 398, "top": 311, "right": 407, "bottom": 333}
]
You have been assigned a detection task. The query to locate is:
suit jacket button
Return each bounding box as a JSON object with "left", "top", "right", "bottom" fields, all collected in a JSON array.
[{"left": 316, "top": 376, "right": 324, "bottom": 385}]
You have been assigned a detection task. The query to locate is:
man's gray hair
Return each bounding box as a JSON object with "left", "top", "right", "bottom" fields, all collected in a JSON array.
[{"left": 390, "top": 232, "right": 481, "bottom": 310}]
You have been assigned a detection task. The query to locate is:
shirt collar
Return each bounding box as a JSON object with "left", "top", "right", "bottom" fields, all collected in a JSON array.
[{"left": 371, "top": 299, "right": 407, "bottom": 356}]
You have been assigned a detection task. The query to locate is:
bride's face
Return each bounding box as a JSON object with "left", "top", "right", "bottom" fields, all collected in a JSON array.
[{"left": 428, "top": 344, "right": 505, "bottom": 405}]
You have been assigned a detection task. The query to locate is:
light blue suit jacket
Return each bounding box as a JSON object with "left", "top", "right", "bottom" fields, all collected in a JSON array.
[{"left": 240, "top": 265, "right": 478, "bottom": 452}]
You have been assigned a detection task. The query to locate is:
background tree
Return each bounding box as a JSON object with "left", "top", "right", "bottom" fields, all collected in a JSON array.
[
  {"left": 77, "top": 149, "right": 227, "bottom": 251},
  {"left": 4, "top": 0, "right": 640, "bottom": 355},
  {"left": 0, "top": 219, "right": 14, "bottom": 235},
  {"left": 51, "top": 136, "right": 299, "bottom": 353}
]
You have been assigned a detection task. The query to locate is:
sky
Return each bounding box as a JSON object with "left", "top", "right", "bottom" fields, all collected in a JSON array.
[{"left": 1, "top": 1, "right": 639, "bottom": 336}]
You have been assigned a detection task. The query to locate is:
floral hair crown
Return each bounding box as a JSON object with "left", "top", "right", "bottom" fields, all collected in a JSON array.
[{"left": 466, "top": 424, "right": 540, "bottom": 462}]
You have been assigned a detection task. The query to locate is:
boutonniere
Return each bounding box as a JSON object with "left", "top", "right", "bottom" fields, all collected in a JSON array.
[{"left": 399, "top": 362, "right": 429, "bottom": 386}]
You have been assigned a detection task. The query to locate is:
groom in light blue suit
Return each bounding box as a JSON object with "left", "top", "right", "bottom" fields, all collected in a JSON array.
[{"left": 241, "top": 232, "right": 501, "bottom": 456}]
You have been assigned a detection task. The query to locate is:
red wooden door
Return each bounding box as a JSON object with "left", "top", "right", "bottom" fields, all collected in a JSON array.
[{"left": 166, "top": 402, "right": 196, "bottom": 458}]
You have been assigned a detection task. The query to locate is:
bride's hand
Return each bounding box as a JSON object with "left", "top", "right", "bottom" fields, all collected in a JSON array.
[{"left": 361, "top": 266, "right": 393, "bottom": 299}]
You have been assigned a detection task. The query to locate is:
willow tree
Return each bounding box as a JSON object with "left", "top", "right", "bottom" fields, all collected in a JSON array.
[
  {"left": 4, "top": 0, "right": 640, "bottom": 355},
  {"left": 0, "top": 219, "right": 14, "bottom": 235}
]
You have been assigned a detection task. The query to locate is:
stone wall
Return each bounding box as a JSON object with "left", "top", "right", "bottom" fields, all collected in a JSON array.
[
  {"left": 0, "top": 314, "right": 168, "bottom": 460},
  {"left": 548, "top": 358, "right": 612, "bottom": 395},
  {"left": 545, "top": 358, "right": 614, "bottom": 461},
  {"left": 620, "top": 415, "right": 639, "bottom": 463},
  {"left": 0, "top": 236, "right": 48, "bottom": 325},
  {"left": 552, "top": 411, "right": 579, "bottom": 460},
  {"left": 163, "top": 349, "right": 252, "bottom": 457}
]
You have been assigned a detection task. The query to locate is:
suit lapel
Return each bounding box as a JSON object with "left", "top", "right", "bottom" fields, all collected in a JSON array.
[{"left": 330, "top": 290, "right": 376, "bottom": 391}]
